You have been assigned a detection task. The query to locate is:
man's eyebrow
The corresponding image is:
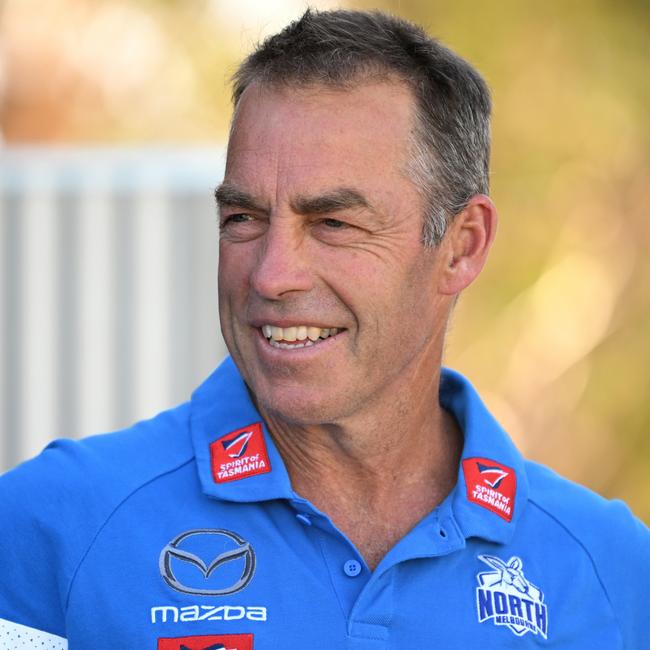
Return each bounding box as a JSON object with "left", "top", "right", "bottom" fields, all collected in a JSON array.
[
  {"left": 214, "top": 183, "right": 267, "bottom": 213},
  {"left": 292, "top": 188, "right": 372, "bottom": 215},
  {"left": 215, "top": 184, "right": 373, "bottom": 217}
]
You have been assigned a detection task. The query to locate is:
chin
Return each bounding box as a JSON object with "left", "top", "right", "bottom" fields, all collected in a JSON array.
[{"left": 254, "top": 385, "right": 355, "bottom": 426}]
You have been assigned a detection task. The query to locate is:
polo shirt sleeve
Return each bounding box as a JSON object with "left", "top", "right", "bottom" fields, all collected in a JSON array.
[
  {"left": 527, "top": 461, "right": 650, "bottom": 646},
  {"left": 0, "top": 439, "right": 97, "bottom": 647},
  {"left": 0, "top": 405, "right": 193, "bottom": 649},
  {"left": 589, "top": 499, "right": 650, "bottom": 648}
]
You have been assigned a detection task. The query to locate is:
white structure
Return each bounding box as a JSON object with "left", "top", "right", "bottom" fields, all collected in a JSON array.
[{"left": 0, "top": 148, "right": 228, "bottom": 471}]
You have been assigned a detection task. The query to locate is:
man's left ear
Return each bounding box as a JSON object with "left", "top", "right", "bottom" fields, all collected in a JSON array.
[{"left": 438, "top": 194, "right": 497, "bottom": 295}]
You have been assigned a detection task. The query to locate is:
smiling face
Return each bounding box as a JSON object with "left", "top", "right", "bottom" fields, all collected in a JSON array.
[{"left": 217, "top": 80, "right": 454, "bottom": 425}]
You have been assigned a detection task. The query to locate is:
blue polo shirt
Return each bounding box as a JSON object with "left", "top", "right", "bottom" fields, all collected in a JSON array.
[{"left": 1, "top": 357, "right": 648, "bottom": 649}]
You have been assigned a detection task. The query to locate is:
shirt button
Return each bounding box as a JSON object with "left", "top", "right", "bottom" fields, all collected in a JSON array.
[
  {"left": 295, "top": 513, "right": 312, "bottom": 526},
  {"left": 343, "top": 559, "right": 362, "bottom": 577}
]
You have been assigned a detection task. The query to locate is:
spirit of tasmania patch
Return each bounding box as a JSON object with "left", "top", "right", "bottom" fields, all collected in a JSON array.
[
  {"left": 462, "top": 457, "right": 516, "bottom": 522},
  {"left": 211, "top": 422, "right": 271, "bottom": 484}
]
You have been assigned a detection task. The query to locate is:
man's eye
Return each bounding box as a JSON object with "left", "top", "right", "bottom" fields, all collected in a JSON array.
[
  {"left": 221, "top": 213, "right": 252, "bottom": 227},
  {"left": 322, "top": 218, "right": 347, "bottom": 229}
]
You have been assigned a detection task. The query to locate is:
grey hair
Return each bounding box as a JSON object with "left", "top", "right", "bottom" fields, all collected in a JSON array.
[{"left": 231, "top": 9, "right": 491, "bottom": 246}]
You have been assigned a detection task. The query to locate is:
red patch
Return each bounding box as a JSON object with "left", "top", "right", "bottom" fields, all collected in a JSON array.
[
  {"left": 462, "top": 457, "right": 516, "bottom": 522},
  {"left": 158, "top": 634, "right": 253, "bottom": 650},
  {"left": 211, "top": 422, "right": 271, "bottom": 484}
]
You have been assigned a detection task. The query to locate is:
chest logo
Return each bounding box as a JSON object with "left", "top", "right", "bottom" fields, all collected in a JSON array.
[
  {"left": 476, "top": 554, "right": 549, "bottom": 639},
  {"left": 157, "top": 633, "right": 254, "bottom": 650},
  {"left": 462, "top": 457, "right": 516, "bottom": 522},
  {"left": 211, "top": 423, "right": 271, "bottom": 483},
  {"left": 160, "top": 529, "right": 256, "bottom": 596}
]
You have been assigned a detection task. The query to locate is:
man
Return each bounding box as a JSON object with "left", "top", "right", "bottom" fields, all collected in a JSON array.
[{"left": 0, "top": 9, "right": 648, "bottom": 649}]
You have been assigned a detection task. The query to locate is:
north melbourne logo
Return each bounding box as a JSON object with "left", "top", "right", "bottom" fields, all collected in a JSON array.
[{"left": 475, "top": 554, "right": 548, "bottom": 639}]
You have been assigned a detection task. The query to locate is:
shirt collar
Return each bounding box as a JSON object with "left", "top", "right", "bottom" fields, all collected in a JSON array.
[
  {"left": 190, "top": 356, "right": 294, "bottom": 502},
  {"left": 440, "top": 368, "right": 528, "bottom": 545},
  {"left": 190, "top": 358, "right": 528, "bottom": 544}
]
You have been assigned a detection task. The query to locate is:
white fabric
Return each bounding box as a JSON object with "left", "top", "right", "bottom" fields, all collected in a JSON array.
[{"left": 0, "top": 618, "right": 67, "bottom": 649}]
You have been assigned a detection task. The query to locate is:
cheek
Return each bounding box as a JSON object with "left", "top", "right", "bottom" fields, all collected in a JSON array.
[
  {"left": 218, "top": 251, "right": 254, "bottom": 358},
  {"left": 320, "top": 245, "right": 393, "bottom": 294},
  {"left": 218, "top": 253, "right": 252, "bottom": 349},
  {"left": 218, "top": 243, "right": 253, "bottom": 302},
  {"left": 317, "top": 251, "right": 411, "bottom": 341}
]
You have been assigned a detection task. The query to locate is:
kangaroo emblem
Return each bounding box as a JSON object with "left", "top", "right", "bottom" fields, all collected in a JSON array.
[{"left": 475, "top": 554, "right": 549, "bottom": 639}]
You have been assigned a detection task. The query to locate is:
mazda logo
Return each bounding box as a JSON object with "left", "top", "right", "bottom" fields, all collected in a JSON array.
[{"left": 159, "top": 529, "right": 256, "bottom": 596}]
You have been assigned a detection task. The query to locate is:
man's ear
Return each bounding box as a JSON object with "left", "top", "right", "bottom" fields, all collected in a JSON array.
[{"left": 438, "top": 194, "right": 497, "bottom": 295}]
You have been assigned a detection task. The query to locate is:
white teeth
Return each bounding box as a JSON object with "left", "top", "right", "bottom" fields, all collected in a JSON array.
[
  {"left": 262, "top": 324, "right": 341, "bottom": 347},
  {"left": 269, "top": 338, "right": 316, "bottom": 349}
]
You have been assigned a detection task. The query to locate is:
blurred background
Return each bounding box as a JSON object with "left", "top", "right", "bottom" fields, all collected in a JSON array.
[{"left": 1, "top": 0, "right": 648, "bottom": 520}]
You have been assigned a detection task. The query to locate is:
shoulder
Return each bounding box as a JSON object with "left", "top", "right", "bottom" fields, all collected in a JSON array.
[
  {"left": 1, "top": 400, "right": 194, "bottom": 514},
  {"left": 0, "top": 401, "right": 194, "bottom": 636},
  {"left": 525, "top": 460, "right": 649, "bottom": 548},
  {"left": 524, "top": 460, "right": 650, "bottom": 644}
]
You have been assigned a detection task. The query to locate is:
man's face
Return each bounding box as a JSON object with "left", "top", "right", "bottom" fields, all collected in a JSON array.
[{"left": 217, "top": 81, "right": 452, "bottom": 425}]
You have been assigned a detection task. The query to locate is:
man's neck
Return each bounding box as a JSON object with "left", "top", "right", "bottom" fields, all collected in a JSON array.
[{"left": 259, "top": 370, "right": 463, "bottom": 569}]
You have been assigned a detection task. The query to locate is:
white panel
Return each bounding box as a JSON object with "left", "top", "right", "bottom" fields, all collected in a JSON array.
[
  {"left": 76, "top": 184, "right": 115, "bottom": 437},
  {"left": 132, "top": 189, "right": 172, "bottom": 419},
  {"left": 0, "top": 202, "right": 6, "bottom": 463},
  {"left": 1, "top": 148, "right": 226, "bottom": 468},
  {"left": 19, "top": 186, "right": 58, "bottom": 460},
  {"left": 0, "top": 617, "right": 67, "bottom": 649}
]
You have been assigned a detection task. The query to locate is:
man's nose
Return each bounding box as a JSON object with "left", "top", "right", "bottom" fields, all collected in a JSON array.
[{"left": 250, "top": 222, "right": 313, "bottom": 300}]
